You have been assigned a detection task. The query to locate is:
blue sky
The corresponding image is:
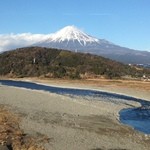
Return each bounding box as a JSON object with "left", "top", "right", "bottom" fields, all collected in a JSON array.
[{"left": 0, "top": 0, "right": 150, "bottom": 51}]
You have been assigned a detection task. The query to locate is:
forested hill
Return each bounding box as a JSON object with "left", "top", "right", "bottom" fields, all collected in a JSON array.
[{"left": 0, "top": 47, "right": 149, "bottom": 79}]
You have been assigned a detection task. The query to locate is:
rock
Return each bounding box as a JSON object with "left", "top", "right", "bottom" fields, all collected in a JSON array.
[{"left": 15, "top": 130, "right": 23, "bottom": 136}]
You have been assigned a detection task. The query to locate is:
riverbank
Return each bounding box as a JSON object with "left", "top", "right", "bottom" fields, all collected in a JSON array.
[
  {"left": 0, "top": 79, "right": 150, "bottom": 150},
  {"left": 14, "top": 77, "right": 150, "bottom": 100}
]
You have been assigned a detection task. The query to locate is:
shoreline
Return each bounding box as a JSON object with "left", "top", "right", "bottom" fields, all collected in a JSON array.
[
  {"left": 0, "top": 78, "right": 150, "bottom": 149},
  {"left": 1, "top": 77, "right": 150, "bottom": 100}
]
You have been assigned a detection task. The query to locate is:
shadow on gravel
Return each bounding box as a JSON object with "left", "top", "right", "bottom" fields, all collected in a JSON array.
[{"left": 7, "top": 144, "right": 13, "bottom": 150}]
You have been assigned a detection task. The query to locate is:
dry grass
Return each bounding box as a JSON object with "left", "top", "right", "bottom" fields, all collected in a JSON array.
[{"left": 0, "top": 105, "right": 48, "bottom": 150}]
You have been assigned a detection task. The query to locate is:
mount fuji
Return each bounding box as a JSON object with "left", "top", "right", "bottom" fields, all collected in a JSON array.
[{"left": 34, "top": 26, "right": 150, "bottom": 64}]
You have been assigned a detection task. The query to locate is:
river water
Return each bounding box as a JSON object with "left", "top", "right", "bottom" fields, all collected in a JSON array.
[{"left": 0, "top": 80, "right": 150, "bottom": 134}]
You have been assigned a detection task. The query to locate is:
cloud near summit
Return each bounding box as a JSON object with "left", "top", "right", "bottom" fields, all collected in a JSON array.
[{"left": 0, "top": 33, "right": 51, "bottom": 52}]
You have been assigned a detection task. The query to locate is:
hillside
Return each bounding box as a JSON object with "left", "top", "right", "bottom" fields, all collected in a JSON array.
[{"left": 0, "top": 47, "right": 150, "bottom": 79}]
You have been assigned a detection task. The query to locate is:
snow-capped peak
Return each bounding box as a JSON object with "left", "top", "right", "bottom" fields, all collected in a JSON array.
[
  {"left": 34, "top": 25, "right": 114, "bottom": 50},
  {"left": 49, "top": 25, "right": 99, "bottom": 45}
]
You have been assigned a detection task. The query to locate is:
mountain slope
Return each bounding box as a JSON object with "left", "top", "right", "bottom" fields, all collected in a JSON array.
[
  {"left": 35, "top": 26, "right": 116, "bottom": 52},
  {"left": 35, "top": 26, "right": 150, "bottom": 64},
  {"left": 0, "top": 47, "right": 149, "bottom": 79}
]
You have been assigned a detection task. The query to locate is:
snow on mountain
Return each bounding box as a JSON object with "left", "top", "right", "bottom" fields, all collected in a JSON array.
[
  {"left": 35, "top": 25, "right": 114, "bottom": 51},
  {"left": 49, "top": 25, "right": 99, "bottom": 44}
]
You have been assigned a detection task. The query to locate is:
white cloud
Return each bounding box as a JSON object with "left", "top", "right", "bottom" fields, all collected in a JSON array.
[{"left": 0, "top": 33, "right": 51, "bottom": 52}]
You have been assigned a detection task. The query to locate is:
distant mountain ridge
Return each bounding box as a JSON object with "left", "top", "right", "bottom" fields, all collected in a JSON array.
[{"left": 34, "top": 26, "right": 150, "bottom": 64}]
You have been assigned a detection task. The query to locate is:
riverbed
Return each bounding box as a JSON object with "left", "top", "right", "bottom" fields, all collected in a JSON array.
[{"left": 0, "top": 80, "right": 150, "bottom": 150}]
